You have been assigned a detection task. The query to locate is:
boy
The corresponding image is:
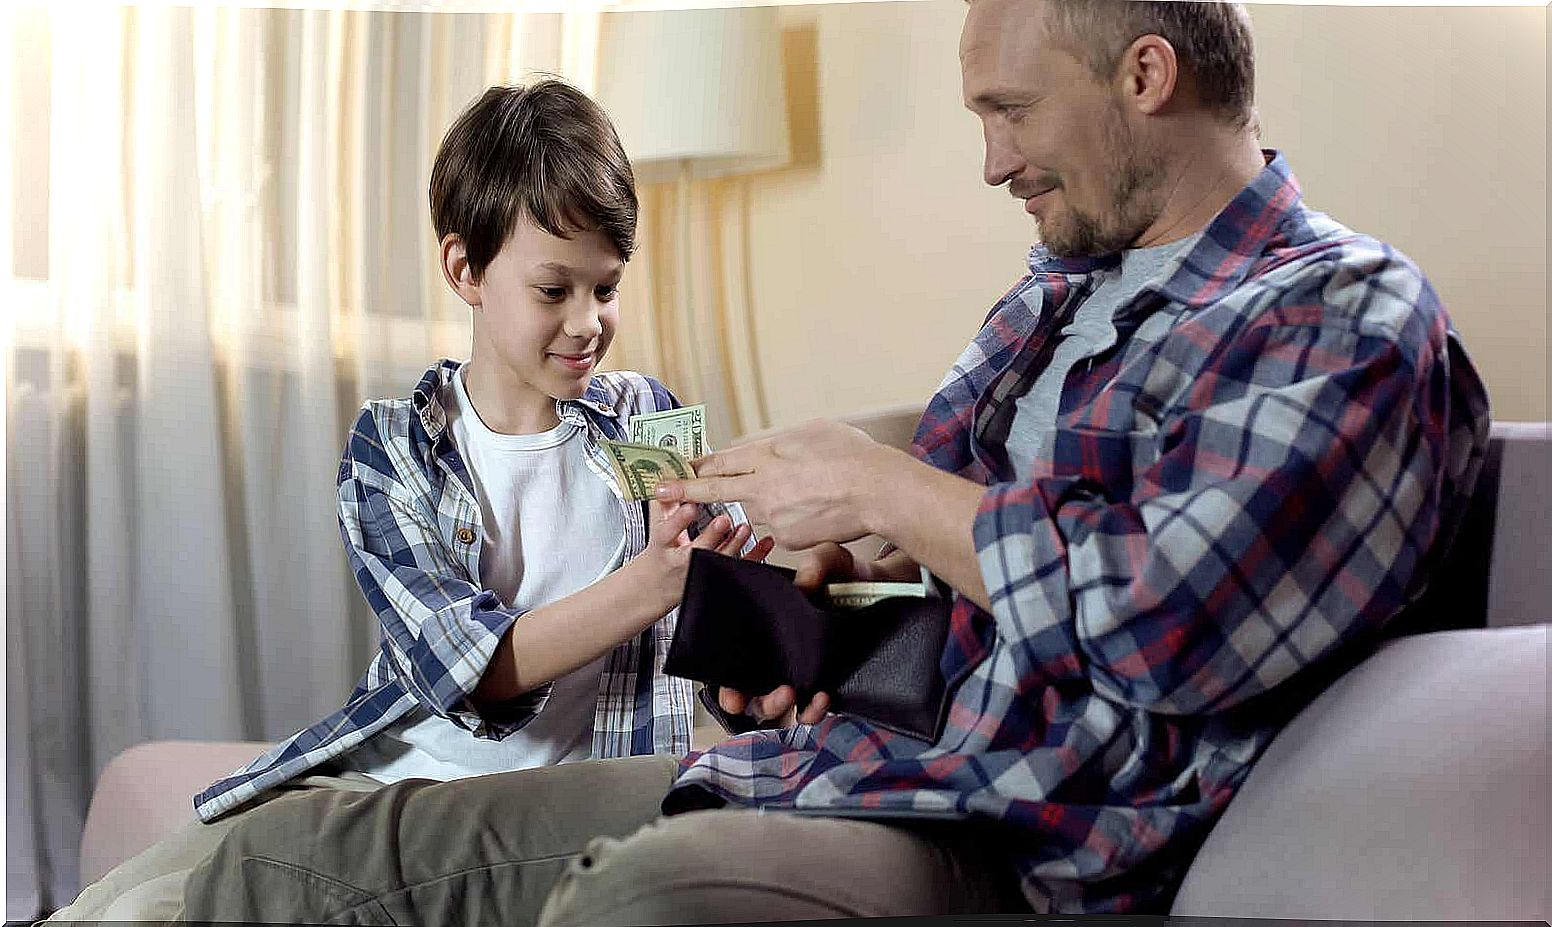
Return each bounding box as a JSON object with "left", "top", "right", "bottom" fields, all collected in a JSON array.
[{"left": 48, "top": 79, "right": 765, "bottom": 922}]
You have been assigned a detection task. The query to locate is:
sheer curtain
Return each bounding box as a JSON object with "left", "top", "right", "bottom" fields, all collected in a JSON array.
[
  {"left": 3, "top": 5, "right": 772, "bottom": 917},
  {"left": 616, "top": 178, "right": 773, "bottom": 445}
]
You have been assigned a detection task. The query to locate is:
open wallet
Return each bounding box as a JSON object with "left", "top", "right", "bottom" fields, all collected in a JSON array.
[{"left": 665, "top": 548, "right": 954, "bottom": 743}]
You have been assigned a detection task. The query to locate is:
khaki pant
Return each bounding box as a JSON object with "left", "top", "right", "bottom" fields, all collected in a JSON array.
[
  {"left": 181, "top": 755, "right": 1028, "bottom": 926},
  {"left": 44, "top": 770, "right": 382, "bottom": 923}
]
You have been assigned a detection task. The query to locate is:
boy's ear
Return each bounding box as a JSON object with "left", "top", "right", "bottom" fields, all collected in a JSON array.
[{"left": 440, "top": 233, "right": 480, "bottom": 308}]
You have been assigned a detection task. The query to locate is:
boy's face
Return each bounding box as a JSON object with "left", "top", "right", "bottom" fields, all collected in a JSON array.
[{"left": 463, "top": 216, "right": 623, "bottom": 413}]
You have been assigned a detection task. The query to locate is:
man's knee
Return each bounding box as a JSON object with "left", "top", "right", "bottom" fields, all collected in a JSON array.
[
  {"left": 539, "top": 810, "right": 861, "bottom": 927},
  {"left": 537, "top": 809, "right": 1004, "bottom": 927}
]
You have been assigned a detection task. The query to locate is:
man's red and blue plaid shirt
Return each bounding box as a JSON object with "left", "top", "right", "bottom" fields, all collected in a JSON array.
[{"left": 666, "top": 152, "right": 1492, "bottom": 913}]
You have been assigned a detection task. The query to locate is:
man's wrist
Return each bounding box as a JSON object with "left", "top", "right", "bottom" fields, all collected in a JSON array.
[{"left": 856, "top": 445, "right": 920, "bottom": 540}]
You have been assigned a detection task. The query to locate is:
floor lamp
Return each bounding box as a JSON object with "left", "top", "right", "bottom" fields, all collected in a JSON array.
[{"left": 596, "top": 6, "right": 790, "bottom": 442}]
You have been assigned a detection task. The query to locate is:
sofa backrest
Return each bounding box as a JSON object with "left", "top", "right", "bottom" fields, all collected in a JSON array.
[
  {"left": 1403, "top": 421, "right": 1551, "bottom": 632},
  {"left": 1479, "top": 422, "right": 1552, "bottom": 627}
]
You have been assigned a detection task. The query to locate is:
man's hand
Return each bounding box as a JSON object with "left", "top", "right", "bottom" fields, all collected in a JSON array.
[
  {"left": 789, "top": 541, "right": 922, "bottom": 591},
  {"left": 656, "top": 420, "right": 905, "bottom": 552},
  {"left": 715, "top": 542, "right": 920, "bottom": 727},
  {"left": 718, "top": 684, "right": 831, "bottom": 726}
]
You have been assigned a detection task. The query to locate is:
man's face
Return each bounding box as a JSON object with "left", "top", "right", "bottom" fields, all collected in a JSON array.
[{"left": 961, "top": 0, "right": 1166, "bottom": 257}]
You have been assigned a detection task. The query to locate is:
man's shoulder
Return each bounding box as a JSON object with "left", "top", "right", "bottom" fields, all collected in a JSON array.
[
  {"left": 1241, "top": 215, "right": 1443, "bottom": 343},
  {"left": 589, "top": 369, "right": 680, "bottom": 416}
]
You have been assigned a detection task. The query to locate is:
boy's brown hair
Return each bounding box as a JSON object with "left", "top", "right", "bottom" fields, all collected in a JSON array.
[{"left": 430, "top": 79, "right": 638, "bottom": 280}]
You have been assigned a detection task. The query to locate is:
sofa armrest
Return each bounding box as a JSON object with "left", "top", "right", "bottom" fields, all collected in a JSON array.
[
  {"left": 79, "top": 740, "right": 268, "bottom": 885},
  {"left": 1171, "top": 626, "right": 1548, "bottom": 920}
]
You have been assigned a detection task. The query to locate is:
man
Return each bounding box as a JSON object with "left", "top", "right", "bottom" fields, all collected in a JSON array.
[{"left": 176, "top": 0, "right": 1489, "bottom": 921}]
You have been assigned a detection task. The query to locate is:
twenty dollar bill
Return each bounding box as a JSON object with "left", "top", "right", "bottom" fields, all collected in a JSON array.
[
  {"left": 599, "top": 440, "right": 696, "bottom": 502},
  {"left": 628, "top": 404, "right": 706, "bottom": 459},
  {"left": 611, "top": 404, "right": 733, "bottom": 539},
  {"left": 821, "top": 581, "right": 928, "bottom": 609}
]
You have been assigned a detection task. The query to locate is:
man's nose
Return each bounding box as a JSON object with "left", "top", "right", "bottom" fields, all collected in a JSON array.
[{"left": 982, "top": 124, "right": 1024, "bottom": 188}]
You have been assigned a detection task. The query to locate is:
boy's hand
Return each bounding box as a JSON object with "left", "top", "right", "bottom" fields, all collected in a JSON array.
[{"left": 641, "top": 500, "right": 775, "bottom": 614}]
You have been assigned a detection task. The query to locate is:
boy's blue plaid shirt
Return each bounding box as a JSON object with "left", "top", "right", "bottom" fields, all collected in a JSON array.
[
  {"left": 195, "top": 363, "right": 744, "bottom": 822},
  {"left": 666, "top": 153, "right": 1491, "bottom": 913}
]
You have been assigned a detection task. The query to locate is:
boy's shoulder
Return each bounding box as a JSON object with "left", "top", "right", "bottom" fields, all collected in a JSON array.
[
  {"left": 587, "top": 369, "right": 681, "bottom": 418},
  {"left": 337, "top": 361, "right": 454, "bottom": 487},
  {"left": 337, "top": 396, "right": 423, "bottom": 489}
]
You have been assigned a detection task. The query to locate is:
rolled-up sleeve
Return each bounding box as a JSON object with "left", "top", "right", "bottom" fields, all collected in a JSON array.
[{"left": 339, "top": 476, "right": 546, "bottom": 738}]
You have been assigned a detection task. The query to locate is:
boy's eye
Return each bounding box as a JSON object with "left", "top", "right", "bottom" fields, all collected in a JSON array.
[
  {"left": 595, "top": 285, "right": 619, "bottom": 301},
  {"left": 536, "top": 286, "right": 568, "bottom": 302}
]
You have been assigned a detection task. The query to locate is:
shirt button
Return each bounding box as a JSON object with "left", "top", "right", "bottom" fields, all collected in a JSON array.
[{"left": 455, "top": 527, "right": 476, "bottom": 545}]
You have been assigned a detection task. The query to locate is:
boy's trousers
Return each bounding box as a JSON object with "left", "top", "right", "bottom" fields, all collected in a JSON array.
[
  {"left": 43, "top": 768, "right": 383, "bottom": 923},
  {"left": 179, "top": 755, "right": 1029, "bottom": 926}
]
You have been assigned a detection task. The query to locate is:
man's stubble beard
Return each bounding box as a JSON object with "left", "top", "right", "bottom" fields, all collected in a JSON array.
[{"left": 1038, "top": 102, "right": 1168, "bottom": 258}]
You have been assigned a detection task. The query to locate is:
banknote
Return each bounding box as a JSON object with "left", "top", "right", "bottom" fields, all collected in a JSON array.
[
  {"left": 625, "top": 404, "right": 733, "bottom": 538},
  {"left": 628, "top": 404, "right": 706, "bottom": 460},
  {"left": 821, "top": 581, "right": 927, "bottom": 610},
  {"left": 600, "top": 440, "right": 696, "bottom": 502}
]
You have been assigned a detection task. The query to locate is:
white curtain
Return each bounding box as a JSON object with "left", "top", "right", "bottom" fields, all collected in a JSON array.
[{"left": 4, "top": 6, "right": 776, "bottom": 918}]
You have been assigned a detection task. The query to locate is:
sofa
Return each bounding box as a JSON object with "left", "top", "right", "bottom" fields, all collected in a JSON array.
[{"left": 78, "top": 413, "right": 1549, "bottom": 920}]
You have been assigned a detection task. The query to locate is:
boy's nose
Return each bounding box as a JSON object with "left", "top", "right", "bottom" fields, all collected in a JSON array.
[{"left": 565, "top": 305, "right": 604, "bottom": 339}]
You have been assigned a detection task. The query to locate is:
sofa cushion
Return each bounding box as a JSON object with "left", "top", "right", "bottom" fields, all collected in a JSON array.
[{"left": 1171, "top": 626, "right": 1548, "bottom": 920}]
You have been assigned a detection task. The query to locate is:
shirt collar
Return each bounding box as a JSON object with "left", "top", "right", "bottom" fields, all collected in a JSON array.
[
  {"left": 1025, "top": 150, "right": 1303, "bottom": 308},
  {"left": 410, "top": 359, "right": 619, "bottom": 443}
]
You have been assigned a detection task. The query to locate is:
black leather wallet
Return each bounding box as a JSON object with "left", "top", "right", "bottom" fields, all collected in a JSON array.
[{"left": 666, "top": 549, "right": 953, "bottom": 742}]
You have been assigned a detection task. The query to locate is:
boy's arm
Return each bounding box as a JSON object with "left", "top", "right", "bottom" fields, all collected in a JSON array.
[
  {"left": 471, "top": 545, "right": 686, "bottom": 705},
  {"left": 338, "top": 475, "right": 540, "bottom": 738},
  {"left": 342, "top": 472, "right": 755, "bottom": 730}
]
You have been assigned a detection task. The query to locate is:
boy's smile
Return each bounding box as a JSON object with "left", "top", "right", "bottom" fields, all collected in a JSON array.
[{"left": 446, "top": 217, "right": 625, "bottom": 435}]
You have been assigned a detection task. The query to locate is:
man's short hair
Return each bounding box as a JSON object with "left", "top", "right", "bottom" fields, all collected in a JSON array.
[
  {"left": 1044, "top": 0, "right": 1256, "bottom": 126},
  {"left": 430, "top": 79, "right": 638, "bottom": 280}
]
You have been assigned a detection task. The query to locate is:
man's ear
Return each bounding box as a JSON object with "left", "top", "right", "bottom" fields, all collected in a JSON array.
[
  {"left": 1118, "top": 33, "right": 1179, "bottom": 117},
  {"left": 440, "top": 233, "right": 481, "bottom": 308}
]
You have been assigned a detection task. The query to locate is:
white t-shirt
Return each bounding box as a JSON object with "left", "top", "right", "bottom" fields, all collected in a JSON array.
[
  {"left": 1003, "top": 235, "right": 1200, "bottom": 482},
  {"left": 343, "top": 363, "right": 627, "bottom": 783}
]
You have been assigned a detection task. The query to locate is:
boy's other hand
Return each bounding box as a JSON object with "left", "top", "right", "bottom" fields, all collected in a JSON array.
[{"left": 642, "top": 500, "right": 774, "bottom": 614}]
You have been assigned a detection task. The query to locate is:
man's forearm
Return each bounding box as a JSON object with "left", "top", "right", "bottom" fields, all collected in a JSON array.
[{"left": 861, "top": 450, "right": 991, "bottom": 611}]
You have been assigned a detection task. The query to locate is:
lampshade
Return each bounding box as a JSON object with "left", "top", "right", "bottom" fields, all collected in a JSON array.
[{"left": 596, "top": 6, "right": 790, "bottom": 184}]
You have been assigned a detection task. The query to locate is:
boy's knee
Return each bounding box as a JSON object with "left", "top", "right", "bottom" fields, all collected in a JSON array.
[{"left": 182, "top": 787, "right": 386, "bottom": 922}]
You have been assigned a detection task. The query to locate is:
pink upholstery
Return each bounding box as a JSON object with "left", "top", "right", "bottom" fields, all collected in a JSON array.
[{"left": 77, "top": 740, "right": 267, "bottom": 885}]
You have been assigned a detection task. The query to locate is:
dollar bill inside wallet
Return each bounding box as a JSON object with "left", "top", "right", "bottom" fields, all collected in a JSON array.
[{"left": 664, "top": 549, "right": 953, "bottom": 742}]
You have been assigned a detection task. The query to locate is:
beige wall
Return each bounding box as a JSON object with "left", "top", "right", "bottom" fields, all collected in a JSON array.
[{"left": 742, "top": 1, "right": 1548, "bottom": 429}]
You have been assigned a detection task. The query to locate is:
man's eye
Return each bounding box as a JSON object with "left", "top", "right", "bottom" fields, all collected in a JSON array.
[{"left": 1001, "top": 104, "right": 1029, "bottom": 122}]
